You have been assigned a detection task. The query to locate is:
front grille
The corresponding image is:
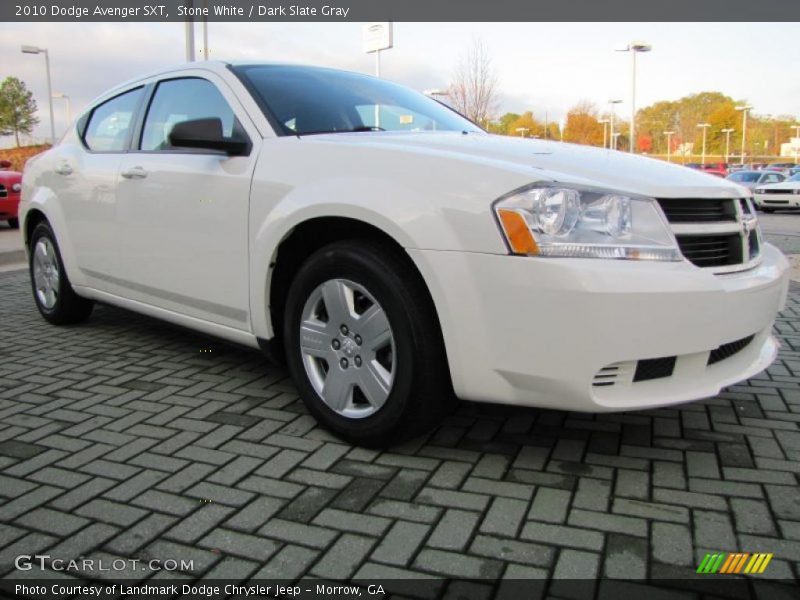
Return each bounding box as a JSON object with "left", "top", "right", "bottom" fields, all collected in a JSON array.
[
  {"left": 674, "top": 234, "right": 743, "bottom": 268},
  {"left": 708, "top": 335, "right": 755, "bottom": 365},
  {"left": 633, "top": 356, "right": 677, "bottom": 382},
  {"left": 657, "top": 198, "right": 758, "bottom": 271},
  {"left": 760, "top": 189, "right": 791, "bottom": 194},
  {"left": 657, "top": 198, "right": 736, "bottom": 222}
]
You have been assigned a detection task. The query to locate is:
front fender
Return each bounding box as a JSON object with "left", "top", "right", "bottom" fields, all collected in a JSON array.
[{"left": 248, "top": 175, "right": 468, "bottom": 338}]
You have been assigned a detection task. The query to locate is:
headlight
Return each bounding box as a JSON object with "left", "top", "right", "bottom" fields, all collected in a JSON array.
[
  {"left": 754, "top": 188, "right": 766, "bottom": 194},
  {"left": 11, "top": 183, "right": 21, "bottom": 193},
  {"left": 494, "top": 183, "right": 681, "bottom": 261},
  {"left": 793, "top": 189, "right": 800, "bottom": 195}
]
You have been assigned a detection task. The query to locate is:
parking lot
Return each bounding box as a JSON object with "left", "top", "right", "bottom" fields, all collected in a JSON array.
[{"left": 0, "top": 216, "right": 799, "bottom": 593}]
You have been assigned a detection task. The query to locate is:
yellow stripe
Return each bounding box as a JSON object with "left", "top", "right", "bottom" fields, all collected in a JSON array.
[
  {"left": 750, "top": 553, "right": 766, "bottom": 573},
  {"left": 734, "top": 553, "right": 749, "bottom": 573},
  {"left": 743, "top": 554, "right": 760, "bottom": 574},
  {"left": 720, "top": 553, "right": 736, "bottom": 574},
  {"left": 758, "top": 554, "right": 773, "bottom": 574}
]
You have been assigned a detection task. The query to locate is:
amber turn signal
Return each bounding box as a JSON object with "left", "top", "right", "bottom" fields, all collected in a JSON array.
[{"left": 497, "top": 209, "right": 539, "bottom": 255}]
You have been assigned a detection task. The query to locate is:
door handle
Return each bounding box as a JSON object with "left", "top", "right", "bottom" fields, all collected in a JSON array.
[
  {"left": 55, "top": 163, "right": 73, "bottom": 176},
  {"left": 121, "top": 166, "right": 148, "bottom": 179}
]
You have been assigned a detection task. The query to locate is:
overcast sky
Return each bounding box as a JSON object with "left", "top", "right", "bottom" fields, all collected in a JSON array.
[{"left": 1, "top": 21, "right": 798, "bottom": 145}]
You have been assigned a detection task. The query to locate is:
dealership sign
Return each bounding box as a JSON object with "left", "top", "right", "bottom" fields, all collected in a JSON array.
[{"left": 363, "top": 22, "right": 393, "bottom": 53}]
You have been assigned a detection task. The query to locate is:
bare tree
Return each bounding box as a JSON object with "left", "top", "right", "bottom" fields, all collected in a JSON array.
[{"left": 449, "top": 38, "right": 499, "bottom": 128}]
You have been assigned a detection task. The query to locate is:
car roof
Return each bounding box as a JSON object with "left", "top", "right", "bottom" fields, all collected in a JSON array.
[{"left": 84, "top": 61, "right": 367, "bottom": 114}]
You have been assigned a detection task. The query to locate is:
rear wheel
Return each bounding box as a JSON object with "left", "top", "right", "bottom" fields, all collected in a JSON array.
[
  {"left": 8, "top": 218, "right": 19, "bottom": 229},
  {"left": 283, "top": 240, "right": 453, "bottom": 447},
  {"left": 29, "top": 221, "right": 94, "bottom": 325}
]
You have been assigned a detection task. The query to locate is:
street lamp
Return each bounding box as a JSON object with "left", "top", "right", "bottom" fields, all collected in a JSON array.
[
  {"left": 721, "top": 128, "right": 735, "bottom": 164},
  {"left": 608, "top": 99, "right": 622, "bottom": 150},
  {"left": 52, "top": 92, "right": 71, "bottom": 132},
  {"left": 663, "top": 130, "right": 675, "bottom": 163},
  {"left": 617, "top": 41, "right": 651, "bottom": 154},
  {"left": 21, "top": 45, "right": 56, "bottom": 145},
  {"left": 599, "top": 118, "right": 609, "bottom": 149},
  {"left": 612, "top": 132, "right": 621, "bottom": 150},
  {"left": 735, "top": 105, "right": 753, "bottom": 165},
  {"left": 697, "top": 123, "right": 711, "bottom": 165},
  {"left": 515, "top": 127, "right": 530, "bottom": 138}
]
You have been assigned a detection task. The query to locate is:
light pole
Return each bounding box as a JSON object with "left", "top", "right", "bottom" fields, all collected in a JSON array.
[
  {"left": 617, "top": 41, "right": 651, "bottom": 154},
  {"left": 599, "top": 118, "right": 609, "bottom": 148},
  {"left": 21, "top": 45, "right": 56, "bottom": 145},
  {"left": 612, "top": 132, "right": 621, "bottom": 150},
  {"left": 697, "top": 123, "right": 711, "bottom": 165},
  {"left": 52, "top": 92, "right": 71, "bottom": 132},
  {"left": 721, "top": 128, "right": 734, "bottom": 164},
  {"left": 736, "top": 105, "right": 753, "bottom": 165},
  {"left": 791, "top": 125, "right": 800, "bottom": 165},
  {"left": 663, "top": 130, "right": 674, "bottom": 162},
  {"left": 184, "top": 0, "right": 195, "bottom": 61},
  {"left": 515, "top": 127, "right": 530, "bottom": 138},
  {"left": 608, "top": 99, "right": 622, "bottom": 149}
]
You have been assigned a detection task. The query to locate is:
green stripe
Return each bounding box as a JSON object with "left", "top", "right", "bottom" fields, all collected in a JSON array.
[{"left": 697, "top": 554, "right": 712, "bottom": 573}]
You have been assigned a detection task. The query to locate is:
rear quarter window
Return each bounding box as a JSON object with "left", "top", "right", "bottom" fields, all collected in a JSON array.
[{"left": 83, "top": 87, "right": 143, "bottom": 152}]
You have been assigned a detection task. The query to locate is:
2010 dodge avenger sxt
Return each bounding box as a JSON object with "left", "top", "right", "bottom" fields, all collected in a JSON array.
[{"left": 20, "top": 62, "right": 790, "bottom": 446}]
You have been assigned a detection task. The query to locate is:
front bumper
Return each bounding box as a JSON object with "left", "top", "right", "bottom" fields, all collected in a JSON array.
[
  {"left": 754, "top": 192, "right": 800, "bottom": 209},
  {"left": 409, "top": 243, "right": 790, "bottom": 412}
]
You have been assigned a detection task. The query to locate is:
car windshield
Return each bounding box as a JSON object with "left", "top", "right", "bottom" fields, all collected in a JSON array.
[
  {"left": 729, "top": 172, "right": 760, "bottom": 182},
  {"left": 233, "top": 64, "right": 481, "bottom": 136}
]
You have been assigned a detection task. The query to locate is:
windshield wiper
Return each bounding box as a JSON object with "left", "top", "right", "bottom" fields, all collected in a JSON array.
[{"left": 299, "top": 126, "right": 386, "bottom": 136}]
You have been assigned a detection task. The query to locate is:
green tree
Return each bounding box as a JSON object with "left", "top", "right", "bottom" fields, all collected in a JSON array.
[{"left": 0, "top": 77, "right": 39, "bottom": 147}]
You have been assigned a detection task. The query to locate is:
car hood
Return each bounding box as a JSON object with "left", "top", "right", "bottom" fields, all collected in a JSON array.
[
  {"left": 758, "top": 180, "right": 798, "bottom": 190},
  {"left": 305, "top": 132, "right": 747, "bottom": 199}
]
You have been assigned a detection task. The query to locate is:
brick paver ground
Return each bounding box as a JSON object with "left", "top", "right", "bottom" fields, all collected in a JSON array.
[{"left": 0, "top": 269, "right": 798, "bottom": 589}]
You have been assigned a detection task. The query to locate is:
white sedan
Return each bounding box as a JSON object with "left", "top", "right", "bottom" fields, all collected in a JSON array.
[
  {"left": 754, "top": 173, "right": 800, "bottom": 212},
  {"left": 20, "top": 62, "right": 790, "bottom": 446}
]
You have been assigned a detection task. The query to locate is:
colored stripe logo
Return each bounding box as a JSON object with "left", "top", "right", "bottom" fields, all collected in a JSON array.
[{"left": 697, "top": 552, "right": 773, "bottom": 574}]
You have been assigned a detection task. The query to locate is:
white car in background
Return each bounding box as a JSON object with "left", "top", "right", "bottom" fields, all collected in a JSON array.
[
  {"left": 19, "top": 62, "right": 790, "bottom": 446},
  {"left": 754, "top": 173, "right": 800, "bottom": 212},
  {"left": 726, "top": 169, "right": 786, "bottom": 191}
]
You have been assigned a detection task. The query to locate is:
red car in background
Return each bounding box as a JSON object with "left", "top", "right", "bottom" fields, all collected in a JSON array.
[
  {"left": 701, "top": 162, "right": 728, "bottom": 177},
  {"left": 0, "top": 159, "right": 21, "bottom": 228}
]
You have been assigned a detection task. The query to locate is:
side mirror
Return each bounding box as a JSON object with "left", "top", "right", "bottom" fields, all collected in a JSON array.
[
  {"left": 0, "top": 160, "right": 12, "bottom": 169},
  {"left": 168, "top": 118, "right": 249, "bottom": 156}
]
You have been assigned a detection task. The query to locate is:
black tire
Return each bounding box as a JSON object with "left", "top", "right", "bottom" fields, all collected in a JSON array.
[
  {"left": 283, "top": 240, "right": 454, "bottom": 447},
  {"left": 29, "top": 221, "right": 94, "bottom": 325},
  {"left": 8, "top": 217, "right": 19, "bottom": 229}
]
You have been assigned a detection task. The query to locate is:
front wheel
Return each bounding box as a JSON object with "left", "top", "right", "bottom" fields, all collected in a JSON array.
[
  {"left": 29, "top": 221, "right": 94, "bottom": 324},
  {"left": 283, "top": 240, "right": 453, "bottom": 447}
]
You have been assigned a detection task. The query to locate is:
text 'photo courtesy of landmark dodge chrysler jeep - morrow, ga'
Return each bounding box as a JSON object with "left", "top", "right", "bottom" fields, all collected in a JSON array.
[{"left": 20, "top": 62, "right": 790, "bottom": 446}]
